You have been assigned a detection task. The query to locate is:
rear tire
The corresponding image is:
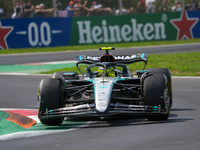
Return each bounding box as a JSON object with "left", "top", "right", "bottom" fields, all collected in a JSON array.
[
  {"left": 148, "top": 68, "right": 172, "bottom": 108},
  {"left": 144, "top": 74, "right": 170, "bottom": 121},
  {"left": 38, "top": 78, "right": 63, "bottom": 125}
]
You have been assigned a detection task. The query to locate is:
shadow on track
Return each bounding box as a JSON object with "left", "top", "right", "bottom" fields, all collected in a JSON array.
[{"left": 28, "top": 107, "right": 195, "bottom": 131}]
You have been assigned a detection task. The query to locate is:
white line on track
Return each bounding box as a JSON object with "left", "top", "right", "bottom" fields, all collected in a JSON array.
[
  {"left": 0, "top": 129, "right": 76, "bottom": 141},
  {"left": 0, "top": 73, "right": 52, "bottom": 76},
  {"left": 18, "top": 60, "right": 75, "bottom": 65},
  {"left": 0, "top": 121, "right": 95, "bottom": 141},
  {"left": 172, "top": 76, "right": 200, "bottom": 79}
]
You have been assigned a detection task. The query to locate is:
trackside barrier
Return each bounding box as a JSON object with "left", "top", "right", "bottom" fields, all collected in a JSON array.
[{"left": 0, "top": 11, "right": 200, "bottom": 49}]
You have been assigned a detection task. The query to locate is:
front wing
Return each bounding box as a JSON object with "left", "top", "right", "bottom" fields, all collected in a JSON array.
[{"left": 40, "top": 103, "right": 167, "bottom": 119}]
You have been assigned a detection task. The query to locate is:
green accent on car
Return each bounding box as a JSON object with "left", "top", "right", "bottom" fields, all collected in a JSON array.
[
  {"left": 87, "top": 78, "right": 95, "bottom": 98},
  {"left": 79, "top": 55, "right": 82, "bottom": 61},
  {"left": 141, "top": 53, "right": 145, "bottom": 58},
  {"left": 137, "top": 70, "right": 148, "bottom": 72},
  {"left": 63, "top": 73, "right": 75, "bottom": 75}
]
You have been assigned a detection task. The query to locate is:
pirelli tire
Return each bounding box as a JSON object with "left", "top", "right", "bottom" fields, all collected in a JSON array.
[
  {"left": 53, "top": 72, "right": 79, "bottom": 80},
  {"left": 148, "top": 68, "right": 172, "bottom": 108},
  {"left": 38, "top": 78, "right": 63, "bottom": 125},
  {"left": 144, "top": 74, "right": 170, "bottom": 121}
]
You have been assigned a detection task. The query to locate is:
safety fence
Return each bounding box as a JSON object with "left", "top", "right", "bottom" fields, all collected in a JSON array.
[
  {"left": 0, "top": 0, "right": 61, "bottom": 18},
  {"left": 0, "top": 10, "right": 200, "bottom": 49},
  {"left": 1, "top": 0, "right": 199, "bottom": 19}
]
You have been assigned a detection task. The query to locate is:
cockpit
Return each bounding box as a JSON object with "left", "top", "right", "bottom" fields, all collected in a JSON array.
[{"left": 85, "top": 62, "right": 131, "bottom": 78}]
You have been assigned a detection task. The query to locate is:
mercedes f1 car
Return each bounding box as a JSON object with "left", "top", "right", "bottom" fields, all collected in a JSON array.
[{"left": 37, "top": 47, "right": 172, "bottom": 125}]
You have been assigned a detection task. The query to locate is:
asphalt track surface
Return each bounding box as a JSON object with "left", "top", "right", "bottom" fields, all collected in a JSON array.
[
  {"left": 0, "top": 43, "right": 200, "bottom": 65},
  {"left": 0, "top": 75, "right": 200, "bottom": 150},
  {"left": 0, "top": 44, "right": 200, "bottom": 149}
]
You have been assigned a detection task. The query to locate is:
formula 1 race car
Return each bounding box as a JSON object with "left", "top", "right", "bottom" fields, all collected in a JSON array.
[{"left": 37, "top": 47, "right": 172, "bottom": 125}]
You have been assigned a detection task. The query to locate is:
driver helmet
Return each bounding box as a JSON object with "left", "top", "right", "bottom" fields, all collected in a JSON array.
[{"left": 97, "top": 67, "right": 115, "bottom": 77}]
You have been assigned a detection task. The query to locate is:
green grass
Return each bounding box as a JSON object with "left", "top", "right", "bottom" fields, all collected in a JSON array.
[
  {"left": 40, "top": 51, "right": 200, "bottom": 76},
  {"left": 1, "top": 38, "right": 199, "bottom": 76},
  {"left": 0, "top": 38, "right": 200, "bottom": 55}
]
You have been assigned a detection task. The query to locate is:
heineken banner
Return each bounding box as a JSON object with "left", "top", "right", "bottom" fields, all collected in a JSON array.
[
  {"left": 0, "top": 11, "right": 200, "bottom": 49},
  {"left": 70, "top": 11, "right": 200, "bottom": 45}
]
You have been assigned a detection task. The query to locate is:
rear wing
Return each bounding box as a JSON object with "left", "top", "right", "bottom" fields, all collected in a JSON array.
[{"left": 75, "top": 53, "right": 148, "bottom": 65}]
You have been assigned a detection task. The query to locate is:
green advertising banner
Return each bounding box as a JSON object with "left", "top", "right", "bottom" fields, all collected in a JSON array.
[
  {"left": 70, "top": 11, "right": 200, "bottom": 45},
  {"left": 1, "top": 11, "right": 199, "bottom": 49}
]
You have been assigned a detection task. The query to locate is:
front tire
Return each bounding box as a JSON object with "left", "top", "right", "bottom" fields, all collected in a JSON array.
[{"left": 38, "top": 78, "right": 63, "bottom": 125}]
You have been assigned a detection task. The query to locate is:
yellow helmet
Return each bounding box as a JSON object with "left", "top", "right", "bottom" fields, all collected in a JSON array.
[{"left": 97, "top": 67, "right": 115, "bottom": 77}]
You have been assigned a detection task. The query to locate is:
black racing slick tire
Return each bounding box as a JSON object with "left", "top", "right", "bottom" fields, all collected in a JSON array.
[
  {"left": 38, "top": 78, "right": 63, "bottom": 125},
  {"left": 148, "top": 68, "right": 172, "bottom": 108},
  {"left": 144, "top": 74, "right": 170, "bottom": 121}
]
